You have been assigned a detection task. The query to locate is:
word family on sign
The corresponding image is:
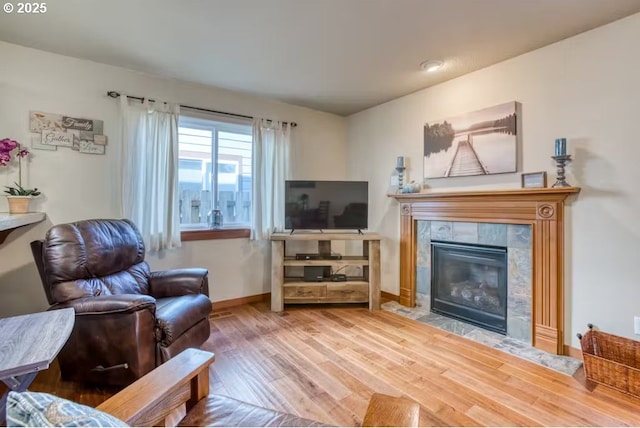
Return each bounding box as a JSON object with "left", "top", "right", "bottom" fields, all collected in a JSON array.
[{"left": 62, "top": 116, "right": 94, "bottom": 131}]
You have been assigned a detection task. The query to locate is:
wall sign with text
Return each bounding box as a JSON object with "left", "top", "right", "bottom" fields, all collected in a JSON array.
[{"left": 29, "top": 111, "right": 108, "bottom": 155}]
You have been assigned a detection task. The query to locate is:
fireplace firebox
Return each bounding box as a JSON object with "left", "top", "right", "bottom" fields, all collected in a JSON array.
[{"left": 431, "top": 241, "right": 507, "bottom": 334}]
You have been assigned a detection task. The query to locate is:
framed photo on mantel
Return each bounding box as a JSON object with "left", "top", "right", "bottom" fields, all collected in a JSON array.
[{"left": 521, "top": 171, "right": 547, "bottom": 188}]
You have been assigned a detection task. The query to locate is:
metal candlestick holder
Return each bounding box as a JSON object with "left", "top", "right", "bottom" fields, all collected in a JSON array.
[
  {"left": 551, "top": 155, "right": 572, "bottom": 188},
  {"left": 395, "top": 166, "right": 406, "bottom": 193}
]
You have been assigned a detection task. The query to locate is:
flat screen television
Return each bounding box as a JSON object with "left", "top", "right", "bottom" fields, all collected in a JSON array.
[{"left": 284, "top": 180, "right": 368, "bottom": 230}]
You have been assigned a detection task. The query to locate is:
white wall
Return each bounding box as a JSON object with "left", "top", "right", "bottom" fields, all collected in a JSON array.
[
  {"left": 0, "top": 41, "right": 347, "bottom": 317},
  {"left": 346, "top": 12, "right": 640, "bottom": 348}
]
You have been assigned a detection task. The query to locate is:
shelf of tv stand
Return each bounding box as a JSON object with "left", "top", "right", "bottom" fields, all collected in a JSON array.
[
  {"left": 272, "top": 232, "right": 381, "bottom": 241},
  {"left": 283, "top": 278, "right": 367, "bottom": 285},
  {"left": 283, "top": 280, "right": 369, "bottom": 304},
  {"left": 283, "top": 256, "right": 369, "bottom": 267},
  {"left": 270, "top": 232, "right": 380, "bottom": 312}
]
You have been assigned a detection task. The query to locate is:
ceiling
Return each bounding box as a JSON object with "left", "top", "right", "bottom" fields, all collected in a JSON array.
[{"left": 1, "top": 0, "right": 640, "bottom": 116}]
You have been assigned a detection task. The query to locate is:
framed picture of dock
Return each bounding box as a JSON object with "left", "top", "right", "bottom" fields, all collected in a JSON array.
[{"left": 423, "top": 102, "right": 518, "bottom": 179}]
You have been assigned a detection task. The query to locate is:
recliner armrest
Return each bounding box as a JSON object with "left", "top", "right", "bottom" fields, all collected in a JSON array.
[
  {"left": 149, "top": 268, "right": 209, "bottom": 298},
  {"left": 97, "top": 348, "right": 215, "bottom": 427},
  {"left": 50, "top": 294, "right": 156, "bottom": 315}
]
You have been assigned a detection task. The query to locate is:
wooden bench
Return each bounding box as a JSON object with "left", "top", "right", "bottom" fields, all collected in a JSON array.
[
  {"left": 97, "top": 348, "right": 420, "bottom": 427},
  {"left": 97, "top": 348, "right": 214, "bottom": 427}
]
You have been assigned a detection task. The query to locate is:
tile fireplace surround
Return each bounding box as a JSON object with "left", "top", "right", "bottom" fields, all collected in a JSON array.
[{"left": 389, "top": 187, "right": 580, "bottom": 355}]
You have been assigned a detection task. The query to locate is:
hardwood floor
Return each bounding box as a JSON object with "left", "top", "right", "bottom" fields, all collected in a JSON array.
[{"left": 25, "top": 303, "right": 640, "bottom": 426}]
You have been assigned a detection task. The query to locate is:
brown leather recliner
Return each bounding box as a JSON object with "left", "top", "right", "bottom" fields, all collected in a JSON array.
[{"left": 30, "top": 219, "right": 212, "bottom": 386}]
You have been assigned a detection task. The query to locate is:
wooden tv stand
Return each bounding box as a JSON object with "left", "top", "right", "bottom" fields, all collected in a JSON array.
[{"left": 270, "top": 232, "right": 381, "bottom": 312}]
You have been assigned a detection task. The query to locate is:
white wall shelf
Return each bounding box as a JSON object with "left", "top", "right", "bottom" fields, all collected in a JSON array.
[{"left": 0, "top": 212, "right": 46, "bottom": 244}]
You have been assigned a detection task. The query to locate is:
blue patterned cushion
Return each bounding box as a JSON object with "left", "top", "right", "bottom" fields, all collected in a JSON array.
[{"left": 6, "top": 391, "right": 128, "bottom": 427}]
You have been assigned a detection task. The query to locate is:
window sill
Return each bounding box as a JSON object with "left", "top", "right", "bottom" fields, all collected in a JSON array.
[{"left": 181, "top": 228, "right": 251, "bottom": 241}]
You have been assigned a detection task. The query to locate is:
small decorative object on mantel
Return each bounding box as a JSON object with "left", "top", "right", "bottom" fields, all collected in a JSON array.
[
  {"left": 0, "top": 138, "right": 41, "bottom": 214},
  {"left": 29, "top": 111, "right": 108, "bottom": 155},
  {"left": 521, "top": 171, "right": 547, "bottom": 188},
  {"left": 395, "top": 156, "right": 406, "bottom": 193},
  {"left": 402, "top": 180, "right": 422, "bottom": 193},
  {"left": 551, "top": 138, "right": 572, "bottom": 188}
]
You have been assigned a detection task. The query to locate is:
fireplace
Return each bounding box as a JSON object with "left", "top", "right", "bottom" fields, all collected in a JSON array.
[
  {"left": 431, "top": 241, "right": 507, "bottom": 334},
  {"left": 391, "top": 187, "right": 580, "bottom": 355}
]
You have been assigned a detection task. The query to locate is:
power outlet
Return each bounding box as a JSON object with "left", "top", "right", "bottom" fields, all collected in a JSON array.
[{"left": 634, "top": 316, "right": 640, "bottom": 335}]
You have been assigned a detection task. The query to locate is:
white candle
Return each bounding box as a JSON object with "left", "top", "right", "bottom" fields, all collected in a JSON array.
[{"left": 396, "top": 156, "right": 405, "bottom": 168}]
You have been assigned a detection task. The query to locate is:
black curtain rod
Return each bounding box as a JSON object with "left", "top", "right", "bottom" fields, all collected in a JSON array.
[{"left": 106, "top": 91, "right": 297, "bottom": 127}]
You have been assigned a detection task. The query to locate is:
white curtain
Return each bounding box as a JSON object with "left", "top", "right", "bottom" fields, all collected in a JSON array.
[
  {"left": 252, "top": 118, "right": 291, "bottom": 240},
  {"left": 120, "top": 96, "right": 181, "bottom": 251}
]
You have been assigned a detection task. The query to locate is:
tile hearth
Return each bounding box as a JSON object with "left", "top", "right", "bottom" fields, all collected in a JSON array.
[{"left": 382, "top": 300, "right": 583, "bottom": 376}]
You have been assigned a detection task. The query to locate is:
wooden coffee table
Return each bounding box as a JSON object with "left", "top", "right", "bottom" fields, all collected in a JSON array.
[{"left": 0, "top": 308, "right": 74, "bottom": 421}]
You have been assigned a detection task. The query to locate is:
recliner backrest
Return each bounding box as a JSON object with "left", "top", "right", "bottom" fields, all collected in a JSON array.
[{"left": 36, "top": 219, "right": 152, "bottom": 303}]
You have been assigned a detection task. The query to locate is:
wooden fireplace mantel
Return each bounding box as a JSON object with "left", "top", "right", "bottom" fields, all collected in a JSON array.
[{"left": 389, "top": 187, "right": 580, "bottom": 355}]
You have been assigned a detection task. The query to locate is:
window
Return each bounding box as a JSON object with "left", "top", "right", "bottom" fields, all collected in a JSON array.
[{"left": 178, "top": 113, "right": 252, "bottom": 230}]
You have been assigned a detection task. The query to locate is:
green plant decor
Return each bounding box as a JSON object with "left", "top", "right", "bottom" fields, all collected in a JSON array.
[{"left": 5, "top": 182, "right": 41, "bottom": 197}]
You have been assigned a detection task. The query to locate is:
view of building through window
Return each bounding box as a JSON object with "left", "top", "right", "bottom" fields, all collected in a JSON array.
[{"left": 178, "top": 115, "right": 252, "bottom": 229}]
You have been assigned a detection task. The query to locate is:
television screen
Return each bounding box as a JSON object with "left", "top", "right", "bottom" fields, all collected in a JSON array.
[{"left": 284, "top": 181, "right": 368, "bottom": 230}]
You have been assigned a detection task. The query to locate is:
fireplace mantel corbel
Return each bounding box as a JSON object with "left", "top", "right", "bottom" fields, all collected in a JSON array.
[{"left": 388, "top": 187, "right": 580, "bottom": 355}]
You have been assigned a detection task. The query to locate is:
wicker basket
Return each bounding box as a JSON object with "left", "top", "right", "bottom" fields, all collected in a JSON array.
[{"left": 578, "top": 324, "right": 640, "bottom": 397}]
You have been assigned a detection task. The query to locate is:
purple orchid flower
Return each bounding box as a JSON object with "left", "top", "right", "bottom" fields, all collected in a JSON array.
[
  {"left": 0, "top": 138, "right": 19, "bottom": 153},
  {"left": 0, "top": 138, "right": 39, "bottom": 196},
  {"left": 0, "top": 152, "right": 10, "bottom": 166}
]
